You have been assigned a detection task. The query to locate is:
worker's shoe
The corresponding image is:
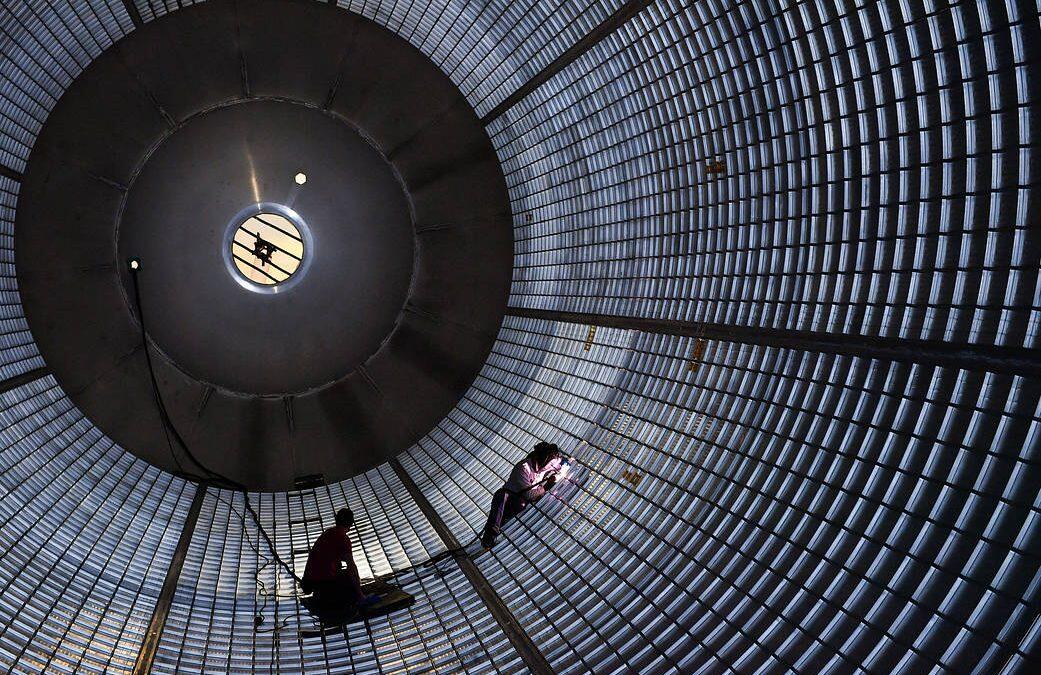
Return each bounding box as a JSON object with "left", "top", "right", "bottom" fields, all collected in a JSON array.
[{"left": 480, "top": 530, "right": 497, "bottom": 549}]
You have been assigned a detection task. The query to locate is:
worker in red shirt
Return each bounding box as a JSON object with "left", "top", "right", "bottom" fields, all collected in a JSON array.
[{"left": 302, "top": 508, "right": 377, "bottom": 614}]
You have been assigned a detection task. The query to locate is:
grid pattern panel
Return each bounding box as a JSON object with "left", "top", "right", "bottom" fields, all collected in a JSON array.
[
  {"left": 133, "top": 0, "right": 205, "bottom": 23},
  {"left": 403, "top": 315, "right": 1041, "bottom": 673},
  {"left": 0, "top": 375, "right": 194, "bottom": 673},
  {"left": 134, "top": 0, "right": 624, "bottom": 119},
  {"left": 0, "top": 0, "right": 132, "bottom": 173},
  {"left": 402, "top": 318, "right": 632, "bottom": 540},
  {"left": 0, "top": 0, "right": 1038, "bottom": 673},
  {"left": 334, "top": 0, "right": 624, "bottom": 118},
  {"left": 496, "top": 0, "right": 1041, "bottom": 349},
  {"left": 153, "top": 467, "right": 522, "bottom": 673},
  {"left": 0, "top": 175, "right": 43, "bottom": 380}
]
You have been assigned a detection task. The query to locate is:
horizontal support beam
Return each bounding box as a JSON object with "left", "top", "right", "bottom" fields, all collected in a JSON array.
[
  {"left": 133, "top": 484, "right": 206, "bottom": 675},
  {"left": 481, "top": 0, "right": 655, "bottom": 125},
  {"left": 506, "top": 307, "right": 1041, "bottom": 378},
  {"left": 0, "top": 367, "right": 51, "bottom": 395},
  {"left": 0, "top": 163, "right": 24, "bottom": 183},
  {"left": 389, "top": 459, "right": 554, "bottom": 675}
]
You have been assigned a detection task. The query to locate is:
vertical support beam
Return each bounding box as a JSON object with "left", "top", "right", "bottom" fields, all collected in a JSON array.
[
  {"left": 390, "top": 459, "right": 553, "bottom": 675},
  {"left": 133, "top": 484, "right": 207, "bottom": 675},
  {"left": 480, "top": 0, "right": 655, "bottom": 125},
  {"left": 121, "top": 0, "right": 144, "bottom": 29}
]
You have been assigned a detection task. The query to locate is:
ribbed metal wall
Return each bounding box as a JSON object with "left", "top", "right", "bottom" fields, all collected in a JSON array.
[
  {"left": 0, "top": 176, "right": 43, "bottom": 380},
  {"left": 0, "top": 0, "right": 132, "bottom": 173},
  {"left": 152, "top": 479, "right": 522, "bottom": 673},
  {"left": 0, "top": 376, "right": 194, "bottom": 673},
  {"left": 134, "top": 0, "right": 626, "bottom": 119},
  {"left": 501, "top": 0, "right": 1040, "bottom": 349},
  {"left": 0, "top": 0, "right": 1038, "bottom": 673},
  {"left": 403, "top": 316, "right": 1041, "bottom": 672}
]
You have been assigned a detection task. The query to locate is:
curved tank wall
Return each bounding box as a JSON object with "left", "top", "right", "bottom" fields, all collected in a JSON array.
[{"left": 1, "top": 0, "right": 1039, "bottom": 673}]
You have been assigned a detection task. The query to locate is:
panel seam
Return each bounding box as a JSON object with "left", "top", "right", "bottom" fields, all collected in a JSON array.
[
  {"left": 506, "top": 307, "right": 1041, "bottom": 377},
  {"left": 480, "top": 0, "right": 656, "bottom": 125},
  {"left": 121, "top": 0, "right": 144, "bottom": 28},
  {"left": 389, "top": 458, "right": 554, "bottom": 675},
  {"left": 132, "top": 483, "right": 207, "bottom": 675},
  {"left": 0, "top": 367, "right": 51, "bottom": 396}
]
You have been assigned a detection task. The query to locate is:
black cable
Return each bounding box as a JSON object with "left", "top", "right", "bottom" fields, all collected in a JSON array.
[
  {"left": 128, "top": 260, "right": 302, "bottom": 587},
  {"left": 130, "top": 263, "right": 187, "bottom": 477}
]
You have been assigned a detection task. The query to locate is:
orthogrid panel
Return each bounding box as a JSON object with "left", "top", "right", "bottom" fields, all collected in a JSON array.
[
  {"left": 152, "top": 466, "right": 523, "bottom": 673},
  {"left": 134, "top": 0, "right": 625, "bottom": 120},
  {"left": 402, "top": 315, "right": 1041, "bottom": 673},
  {"left": 0, "top": 375, "right": 195, "bottom": 673},
  {"left": 0, "top": 0, "right": 132, "bottom": 173},
  {"left": 0, "top": 175, "right": 43, "bottom": 380},
  {"left": 401, "top": 317, "right": 632, "bottom": 541},
  {"left": 0, "top": 0, "right": 1039, "bottom": 673},
  {"left": 132, "top": 0, "right": 205, "bottom": 24},
  {"left": 496, "top": 0, "right": 1041, "bottom": 349},
  {"left": 333, "top": 0, "right": 625, "bottom": 118}
]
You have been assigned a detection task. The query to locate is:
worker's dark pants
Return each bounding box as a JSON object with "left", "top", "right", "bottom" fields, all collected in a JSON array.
[
  {"left": 482, "top": 488, "right": 527, "bottom": 542},
  {"left": 305, "top": 570, "right": 361, "bottom": 612}
]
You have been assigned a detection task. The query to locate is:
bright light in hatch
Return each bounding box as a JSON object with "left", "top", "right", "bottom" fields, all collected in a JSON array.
[
  {"left": 295, "top": 172, "right": 307, "bottom": 185},
  {"left": 229, "top": 212, "right": 304, "bottom": 286}
]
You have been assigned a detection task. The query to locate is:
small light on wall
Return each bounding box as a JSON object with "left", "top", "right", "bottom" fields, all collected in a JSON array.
[
  {"left": 295, "top": 172, "right": 307, "bottom": 185},
  {"left": 127, "top": 257, "right": 141, "bottom": 271}
]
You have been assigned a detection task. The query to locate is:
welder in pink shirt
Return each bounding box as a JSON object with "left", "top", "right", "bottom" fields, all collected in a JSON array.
[{"left": 480, "top": 442, "right": 564, "bottom": 548}]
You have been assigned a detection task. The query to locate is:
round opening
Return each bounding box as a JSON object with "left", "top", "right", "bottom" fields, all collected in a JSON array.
[
  {"left": 231, "top": 213, "right": 303, "bottom": 284},
  {"left": 223, "top": 203, "right": 313, "bottom": 294}
]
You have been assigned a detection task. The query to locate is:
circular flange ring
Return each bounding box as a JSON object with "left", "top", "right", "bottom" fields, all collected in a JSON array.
[{"left": 222, "top": 202, "right": 315, "bottom": 294}]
